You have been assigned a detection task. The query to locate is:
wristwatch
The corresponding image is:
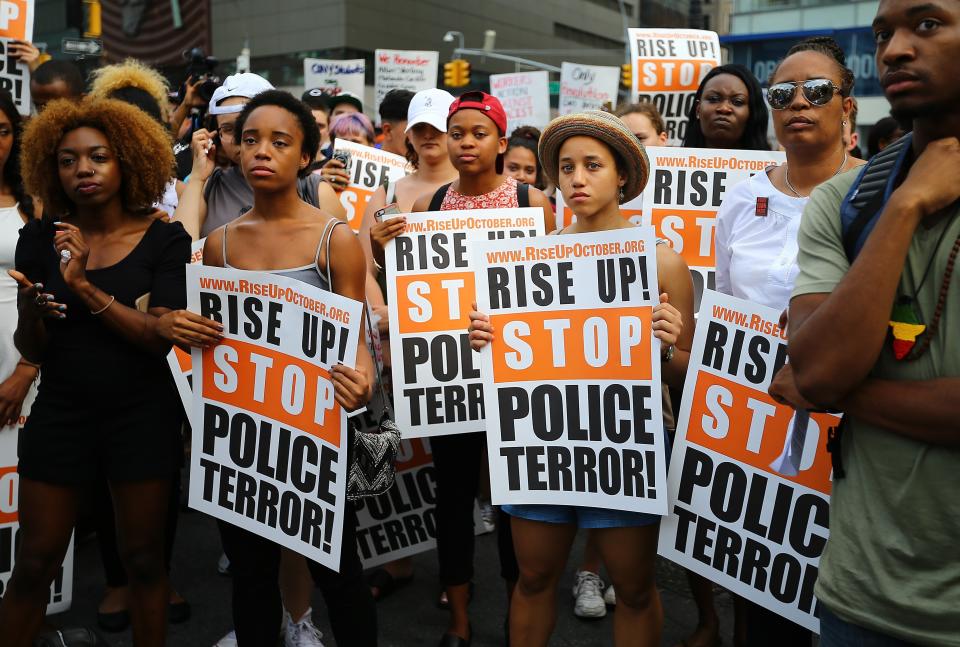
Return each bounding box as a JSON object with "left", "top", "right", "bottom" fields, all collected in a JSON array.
[{"left": 661, "top": 344, "right": 675, "bottom": 363}]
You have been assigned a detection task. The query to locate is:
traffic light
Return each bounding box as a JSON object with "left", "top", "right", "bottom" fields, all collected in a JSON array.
[
  {"left": 83, "top": 0, "right": 102, "bottom": 39},
  {"left": 621, "top": 63, "right": 632, "bottom": 88},
  {"left": 443, "top": 59, "right": 471, "bottom": 88}
]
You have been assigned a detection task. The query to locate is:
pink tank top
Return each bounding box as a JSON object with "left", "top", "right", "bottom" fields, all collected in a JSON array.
[{"left": 440, "top": 176, "right": 519, "bottom": 210}]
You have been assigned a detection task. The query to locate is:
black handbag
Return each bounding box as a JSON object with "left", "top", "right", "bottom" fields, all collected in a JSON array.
[
  {"left": 322, "top": 220, "right": 401, "bottom": 501},
  {"left": 34, "top": 627, "right": 109, "bottom": 647}
]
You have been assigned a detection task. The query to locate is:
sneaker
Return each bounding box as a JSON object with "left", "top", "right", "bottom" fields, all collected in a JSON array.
[
  {"left": 572, "top": 570, "right": 607, "bottom": 619},
  {"left": 213, "top": 630, "right": 237, "bottom": 647},
  {"left": 603, "top": 584, "right": 616, "bottom": 607},
  {"left": 479, "top": 501, "right": 496, "bottom": 534},
  {"left": 217, "top": 552, "right": 231, "bottom": 576},
  {"left": 285, "top": 609, "right": 325, "bottom": 647}
]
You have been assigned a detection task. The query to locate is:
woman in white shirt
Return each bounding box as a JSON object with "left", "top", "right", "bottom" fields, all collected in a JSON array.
[{"left": 713, "top": 36, "right": 864, "bottom": 647}]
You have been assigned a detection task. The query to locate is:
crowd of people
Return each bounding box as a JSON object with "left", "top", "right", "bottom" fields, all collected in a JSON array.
[{"left": 0, "top": 0, "right": 957, "bottom": 645}]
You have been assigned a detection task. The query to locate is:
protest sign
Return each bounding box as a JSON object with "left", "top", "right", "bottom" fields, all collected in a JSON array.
[
  {"left": 489, "top": 71, "right": 550, "bottom": 132},
  {"left": 186, "top": 264, "right": 362, "bottom": 569},
  {"left": 303, "top": 58, "right": 366, "bottom": 99},
  {"left": 659, "top": 290, "right": 837, "bottom": 632},
  {"left": 354, "top": 437, "right": 483, "bottom": 567},
  {"left": 474, "top": 227, "right": 668, "bottom": 513},
  {"left": 385, "top": 208, "right": 545, "bottom": 438},
  {"left": 167, "top": 239, "right": 206, "bottom": 417},
  {"left": 628, "top": 29, "right": 720, "bottom": 145},
  {"left": 0, "top": 0, "right": 34, "bottom": 115},
  {"left": 641, "top": 146, "right": 784, "bottom": 312},
  {"left": 555, "top": 191, "right": 643, "bottom": 230},
  {"left": 374, "top": 49, "right": 438, "bottom": 119},
  {"left": 332, "top": 139, "right": 407, "bottom": 232},
  {"left": 559, "top": 63, "right": 620, "bottom": 116},
  {"left": 0, "top": 392, "right": 75, "bottom": 614}
]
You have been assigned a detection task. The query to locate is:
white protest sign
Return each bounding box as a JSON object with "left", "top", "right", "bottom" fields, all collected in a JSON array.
[
  {"left": 187, "top": 264, "right": 362, "bottom": 570},
  {"left": 385, "top": 208, "right": 545, "bottom": 438},
  {"left": 474, "top": 227, "right": 668, "bottom": 513},
  {"left": 0, "top": 387, "right": 75, "bottom": 613},
  {"left": 641, "top": 146, "right": 784, "bottom": 312},
  {"left": 332, "top": 139, "right": 407, "bottom": 232},
  {"left": 489, "top": 71, "right": 550, "bottom": 132},
  {"left": 303, "top": 58, "right": 366, "bottom": 99},
  {"left": 374, "top": 49, "right": 438, "bottom": 119},
  {"left": 629, "top": 29, "right": 720, "bottom": 145},
  {"left": 167, "top": 239, "right": 205, "bottom": 418},
  {"left": 0, "top": 0, "right": 34, "bottom": 115},
  {"left": 659, "top": 290, "right": 837, "bottom": 633},
  {"left": 559, "top": 63, "right": 620, "bottom": 116}
]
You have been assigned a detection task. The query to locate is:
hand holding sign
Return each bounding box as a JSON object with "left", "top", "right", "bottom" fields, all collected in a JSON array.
[
  {"left": 157, "top": 309, "right": 224, "bottom": 349},
  {"left": 652, "top": 292, "right": 683, "bottom": 350},
  {"left": 370, "top": 214, "right": 406, "bottom": 268},
  {"left": 330, "top": 363, "right": 371, "bottom": 411},
  {"left": 467, "top": 302, "right": 494, "bottom": 351}
]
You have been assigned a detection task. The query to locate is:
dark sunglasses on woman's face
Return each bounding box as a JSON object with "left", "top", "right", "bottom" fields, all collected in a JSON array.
[{"left": 766, "top": 78, "right": 843, "bottom": 110}]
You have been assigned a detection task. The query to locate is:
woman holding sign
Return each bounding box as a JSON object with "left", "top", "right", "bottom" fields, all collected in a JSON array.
[
  {"left": 161, "top": 90, "right": 378, "bottom": 646},
  {"left": 469, "top": 110, "right": 695, "bottom": 646},
  {"left": 2, "top": 98, "right": 189, "bottom": 647},
  {"left": 714, "top": 37, "right": 862, "bottom": 647}
]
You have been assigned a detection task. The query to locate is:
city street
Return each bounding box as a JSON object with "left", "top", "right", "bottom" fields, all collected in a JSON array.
[{"left": 49, "top": 506, "right": 735, "bottom": 646}]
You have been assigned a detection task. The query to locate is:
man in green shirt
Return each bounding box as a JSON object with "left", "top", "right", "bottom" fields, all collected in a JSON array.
[{"left": 775, "top": 1, "right": 960, "bottom": 645}]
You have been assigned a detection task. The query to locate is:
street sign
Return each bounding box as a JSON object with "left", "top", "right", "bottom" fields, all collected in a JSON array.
[
  {"left": 549, "top": 81, "right": 560, "bottom": 95},
  {"left": 61, "top": 38, "right": 101, "bottom": 56}
]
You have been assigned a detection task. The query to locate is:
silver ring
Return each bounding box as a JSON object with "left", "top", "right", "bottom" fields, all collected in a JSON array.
[
  {"left": 35, "top": 294, "right": 46, "bottom": 306},
  {"left": 60, "top": 249, "right": 72, "bottom": 263}
]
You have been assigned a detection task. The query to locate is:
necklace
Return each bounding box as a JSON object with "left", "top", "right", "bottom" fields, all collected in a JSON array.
[{"left": 784, "top": 152, "right": 848, "bottom": 198}]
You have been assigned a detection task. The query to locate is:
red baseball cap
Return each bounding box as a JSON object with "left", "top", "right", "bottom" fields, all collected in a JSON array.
[{"left": 447, "top": 91, "right": 508, "bottom": 135}]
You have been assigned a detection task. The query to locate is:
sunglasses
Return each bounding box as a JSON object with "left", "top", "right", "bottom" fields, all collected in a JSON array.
[{"left": 766, "top": 79, "right": 843, "bottom": 110}]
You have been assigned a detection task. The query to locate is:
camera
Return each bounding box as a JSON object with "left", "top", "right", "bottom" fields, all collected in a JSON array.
[{"left": 182, "top": 47, "right": 221, "bottom": 104}]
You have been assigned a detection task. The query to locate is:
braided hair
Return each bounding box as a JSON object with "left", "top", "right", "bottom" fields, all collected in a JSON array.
[
  {"left": 0, "top": 91, "right": 34, "bottom": 218},
  {"left": 774, "top": 36, "right": 855, "bottom": 97}
]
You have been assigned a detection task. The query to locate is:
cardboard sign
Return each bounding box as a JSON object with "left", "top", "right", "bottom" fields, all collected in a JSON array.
[
  {"left": 659, "top": 290, "right": 837, "bottom": 633},
  {"left": 559, "top": 62, "right": 620, "bottom": 116},
  {"left": 186, "top": 265, "right": 362, "bottom": 569},
  {"left": 628, "top": 29, "right": 720, "bottom": 145},
  {"left": 167, "top": 239, "right": 205, "bottom": 418},
  {"left": 0, "top": 0, "right": 34, "bottom": 115},
  {"left": 555, "top": 192, "right": 644, "bottom": 231},
  {"left": 303, "top": 58, "right": 366, "bottom": 100},
  {"left": 385, "top": 208, "right": 545, "bottom": 438},
  {"left": 474, "top": 227, "right": 668, "bottom": 514},
  {"left": 374, "top": 49, "right": 438, "bottom": 120},
  {"left": 332, "top": 140, "right": 407, "bottom": 232},
  {"left": 0, "top": 382, "right": 74, "bottom": 614},
  {"left": 641, "top": 146, "right": 784, "bottom": 312},
  {"left": 489, "top": 71, "right": 550, "bottom": 132}
]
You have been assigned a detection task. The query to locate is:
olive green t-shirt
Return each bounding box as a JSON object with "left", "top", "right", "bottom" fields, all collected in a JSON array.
[{"left": 793, "top": 169, "right": 960, "bottom": 646}]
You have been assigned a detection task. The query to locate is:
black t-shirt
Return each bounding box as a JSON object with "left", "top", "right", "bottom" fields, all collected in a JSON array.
[{"left": 15, "top": 218, "right": 190, "bottom": 404}]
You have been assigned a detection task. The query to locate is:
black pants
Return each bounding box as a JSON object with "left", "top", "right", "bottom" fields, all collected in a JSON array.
[
  {"left": 217, "top": 504, "right": 377, "bottom": 647},
  {"left": 746, "top": 601, "right": 811, "bottom": 646},
  {"left": 431, "top": 432, "right": 486, "bottom": 586},
  {"left": 97, "top": 470, "right": 181, "bottom": 586},
  {"left": 498, "top": 509, "right": 518, "bottom": 583}
]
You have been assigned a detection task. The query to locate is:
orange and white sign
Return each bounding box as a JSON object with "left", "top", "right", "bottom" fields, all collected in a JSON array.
[
  {"left": 474, "top": 227, "right": 668, "bottom": 513},
  {"left": 167, "top": 239, "right": 205, "bottom": 418},
  {"left": 334, "top": 140, "right": 407, "bottom": 232},
  {"left": 629, "top": 29, "right": 720, "bottom": 145},
  {"left": 0, "top": 0, "right": 33, "bottom": 115},
  {"left": 385, "top": 208, "right": 544, "bottom": 438},
  {"left": 658, "top": 290, "right": 837, "bottom": 633},
  {"left": 641, "top": 147, "right": 784, "bottom": 312},
  {"left": 186, "top": 264, "right": 362, "bottom": 570}
]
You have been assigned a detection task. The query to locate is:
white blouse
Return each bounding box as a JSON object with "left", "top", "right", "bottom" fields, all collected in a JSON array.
[{"left": 715, "top": 168, "right": 808, "bottom": 311}]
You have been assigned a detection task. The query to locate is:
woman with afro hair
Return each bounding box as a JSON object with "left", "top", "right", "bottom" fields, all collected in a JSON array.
[{"left": 2, "top": 97, "right": 190, "bottom": 646}]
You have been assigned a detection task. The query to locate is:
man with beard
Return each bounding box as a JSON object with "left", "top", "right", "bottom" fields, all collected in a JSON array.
[{"left": 776, "top": 1, "right": 960, "bottom": 645}]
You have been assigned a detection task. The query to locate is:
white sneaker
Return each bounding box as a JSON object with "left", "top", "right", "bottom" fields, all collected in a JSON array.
[
  {"left": 285, "top": 609, "right": 326, "bottom": 647},
  {"left": 604, "top": 584, "right": 616, "bottom": 607},
  {"left": 572, "top": 570, "right": 607, "bottom": 619},
  {"left": 479, "top": 501, "right": 496, "bottom": 534},
  {"left": 213, "top": 630, "right": 237, "bottom": 647}
]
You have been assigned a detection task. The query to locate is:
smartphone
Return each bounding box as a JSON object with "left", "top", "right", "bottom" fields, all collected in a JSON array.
[
  {"left": 331, "top": 149, "right": 352, "bottom": 171},
  {"left": 374, "top": 203, "right": 400, "bottom": 222}
]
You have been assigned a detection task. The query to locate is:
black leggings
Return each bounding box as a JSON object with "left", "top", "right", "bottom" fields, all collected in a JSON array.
[
  {"left": 97, "top": 470, "right": 181, "bottom": 587},
  {"left": 217, "top": 504, "right": 377, "bottom": 647}
]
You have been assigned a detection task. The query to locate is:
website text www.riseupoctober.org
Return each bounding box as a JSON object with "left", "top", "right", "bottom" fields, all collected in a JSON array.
[{"left": 198, "top": 277, "right": 352, "bottom": 324}]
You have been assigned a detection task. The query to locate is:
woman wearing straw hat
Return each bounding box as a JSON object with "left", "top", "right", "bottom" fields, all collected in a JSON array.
[{"left": 469, "top": 110, "right": 695, "bottom": 646}]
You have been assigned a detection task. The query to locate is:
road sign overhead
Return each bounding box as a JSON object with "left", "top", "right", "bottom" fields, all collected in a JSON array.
[{"left": 61, "top": 38, "right": 101, "bottom": 55}]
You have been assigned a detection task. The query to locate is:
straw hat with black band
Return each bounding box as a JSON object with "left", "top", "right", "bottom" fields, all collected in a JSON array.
[{"left": 538, "top": 110, "right": 650, "bottom": 204}]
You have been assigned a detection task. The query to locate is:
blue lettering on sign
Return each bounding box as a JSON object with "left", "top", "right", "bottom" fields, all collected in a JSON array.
[{"left": 309, "top": 63, "right": 365, "bottom": 75}]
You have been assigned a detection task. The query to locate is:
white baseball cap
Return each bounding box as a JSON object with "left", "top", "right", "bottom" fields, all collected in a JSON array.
[
  {"left": 208, "top": 73, "right": 274, "bottom": 115},
  {"left": 405, "top": 88, "right": 456, "bottom": 133}
]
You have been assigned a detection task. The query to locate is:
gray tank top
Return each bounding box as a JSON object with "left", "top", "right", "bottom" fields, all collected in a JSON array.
[
  {"left": 202, "top": 167, "right": 253, "bottom": 238},
  {"left": 221, "top": 217, "right": 343, "bottom": 290}
]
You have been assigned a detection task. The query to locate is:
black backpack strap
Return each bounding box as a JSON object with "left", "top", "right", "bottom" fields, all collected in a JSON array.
[
  {"left": 517, "top": 181, "right": 530, "bottom": 208},
  {"left": 428, "top": 183, "right": 452, "bottom": 211}
]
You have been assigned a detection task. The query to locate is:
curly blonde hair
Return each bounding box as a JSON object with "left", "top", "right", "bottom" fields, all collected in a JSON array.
[
  {"left": 21, "top": 97, "right": 174, "bottom": 216},
  {"left": 88, "top": 58, "right": 171, "bottom": 121}
]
